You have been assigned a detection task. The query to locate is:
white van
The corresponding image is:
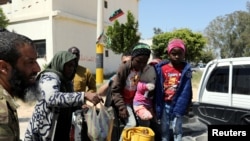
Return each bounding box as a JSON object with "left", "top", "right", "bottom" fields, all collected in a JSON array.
[{"left": 192, "top": 57, "right": 250, "bottom": 125}]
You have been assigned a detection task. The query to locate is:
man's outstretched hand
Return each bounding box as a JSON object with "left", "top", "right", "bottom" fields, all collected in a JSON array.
[{"left": 84, "top": 92, "right": 103, "bottom": 105}]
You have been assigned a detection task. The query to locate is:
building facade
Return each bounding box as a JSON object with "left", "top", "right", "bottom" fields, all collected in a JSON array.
[{"left": 0, "top": 0, "right": 139, "bottom": 75}]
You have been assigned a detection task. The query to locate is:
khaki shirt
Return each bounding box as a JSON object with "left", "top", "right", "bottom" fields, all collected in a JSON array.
[
  {"left": 73, "top": 65, "right": 96, "bottom": 92},
  {"left": 0, "top": 85, "right": 20, "bottom": 141}
]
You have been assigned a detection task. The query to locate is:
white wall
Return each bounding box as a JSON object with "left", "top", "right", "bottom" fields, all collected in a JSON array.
[{"left": 1, "top": 0, "right": 139, "bottom": 74}]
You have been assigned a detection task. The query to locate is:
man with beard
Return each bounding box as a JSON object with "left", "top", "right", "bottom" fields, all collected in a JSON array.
[{"left": 0, "top": 28, "right": 41, "bottom": 141}]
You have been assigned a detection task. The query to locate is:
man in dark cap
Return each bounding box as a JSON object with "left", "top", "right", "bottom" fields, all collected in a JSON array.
[{"left": 68, "top": 46, "right": 96, "bottom": 141}]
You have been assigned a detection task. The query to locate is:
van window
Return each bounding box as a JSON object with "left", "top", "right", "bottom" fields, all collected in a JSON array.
[
  {"left": 206, "top": 66, "right": 229, "bottom": 93},
  {"left": 232, "top": 65, "right": 250, "bottom": 95},
  {"left": 206, "top": 65, "right": 250, "bottom": 95}
]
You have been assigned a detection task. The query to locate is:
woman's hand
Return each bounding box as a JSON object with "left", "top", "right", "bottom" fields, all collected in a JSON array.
[{"left": 119, "top": 108, "right": 128, "bottom": 119}]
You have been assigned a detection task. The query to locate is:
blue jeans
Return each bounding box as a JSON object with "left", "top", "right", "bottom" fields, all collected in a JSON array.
[{"left": 161, "top": 103, "right": 182, "bottom": 141}]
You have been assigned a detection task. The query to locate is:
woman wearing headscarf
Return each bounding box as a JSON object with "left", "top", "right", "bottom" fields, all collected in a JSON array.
[
  {"left": 111, "top": 43, "right": 151, "bottom": 141},
  {"left": 24, "top": 51, "right": 102, "bottom": 141}
]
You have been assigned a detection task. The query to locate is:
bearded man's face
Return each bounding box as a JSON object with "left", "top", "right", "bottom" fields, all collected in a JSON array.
[{"left": 9, "top": 67, "right": 38, "bottom": 101}]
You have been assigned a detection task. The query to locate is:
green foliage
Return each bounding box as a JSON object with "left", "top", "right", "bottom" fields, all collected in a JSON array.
[
  {"left": 200, "top": 50, "right": 215, "bottom": 64},
  {"left": 151, "top": 28, "right": 207, "bottom": 63},
  {"left": 192, "top": 71, "right": 203, "bottom": 89},
  {"left": 105, "top": 11, "right": 140, "bottom": 54},
  {"left": 0, "top": 8, "right": 9, "bottom": 29},
  {"left": 153, "top": 27, "right": 164, "bottom": 35},
  {"left": 205, "top": 11, "right": 250, "bottom": 58},
  {"left": 42, "top": 63, "right": 48, "bottom": 70}
]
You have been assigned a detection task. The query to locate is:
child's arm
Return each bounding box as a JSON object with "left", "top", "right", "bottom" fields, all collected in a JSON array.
[{"left": 137, "top": 82, "right": 155, "bottom": 98}]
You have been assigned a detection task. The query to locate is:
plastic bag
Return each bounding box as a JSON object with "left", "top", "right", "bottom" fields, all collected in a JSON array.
[
  {"left": 85, "top": 106, "right": 100, "bottom": 141},
  {"left": 104, "top": 79, "right": 125, "bottom": 141},
  {"left": 84, "top": 103, "right": 114, "bottom": 141},
  {"left": 122, "top": 127, "right": 155, "bottom": 141}
]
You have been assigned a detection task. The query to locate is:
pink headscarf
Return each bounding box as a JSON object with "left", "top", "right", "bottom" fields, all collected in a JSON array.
[{"left": 167, "top": 39, "right": 185, "bottom": 54}]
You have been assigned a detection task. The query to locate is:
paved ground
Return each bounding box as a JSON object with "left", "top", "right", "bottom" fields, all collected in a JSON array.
[
  {"left": 182, "top": 115, "right": 208, "bottom": 141},
  {"left": 16, "top": 100, "right": 34, "bottom": 140},
  {"left": 19, "top": 118, "right": 30, "bottom": 140}
]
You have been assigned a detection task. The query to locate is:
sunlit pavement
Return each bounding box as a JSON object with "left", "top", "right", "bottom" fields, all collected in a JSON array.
[{"left": 182, "top": 115, "right": 208, "bottom": 141}]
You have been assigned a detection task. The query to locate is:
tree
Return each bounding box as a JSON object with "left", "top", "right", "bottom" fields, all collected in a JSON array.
[
  {"left": 151, "top": 28, "right": 207, "bottom": 63},
  {"left": 200, "top": 49, "right": 215, "bottom": 64},
  {"left": 105, "top": 11, "right": 140, "bottom": 54},
  {"left": 247, "top": 1, "right": 250, "bottom": 13},
  {"left": 0, "top": 8, "right": 9, "bottom": 29},
  {"left": 204, "top": 11, "right": 250, "bottom": 58},
  {"left": 153, "top": 27, "right": 163, "bottom": 35}
]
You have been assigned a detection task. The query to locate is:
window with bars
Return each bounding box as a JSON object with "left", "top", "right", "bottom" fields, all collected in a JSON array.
[
  {"left": 34, "top": 40, "right": 46, "bottom": 58},
  {"left": 0, "top": 0, "right": 11, "bottom": 5}
]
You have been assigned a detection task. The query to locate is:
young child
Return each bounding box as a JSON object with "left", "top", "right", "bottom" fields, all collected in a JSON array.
[
  {"left": 133, "top": 64, "right": 156, "bottom": 126},
  {"left": 154, "top": 39, "right": 193, "bottom": 141}
]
